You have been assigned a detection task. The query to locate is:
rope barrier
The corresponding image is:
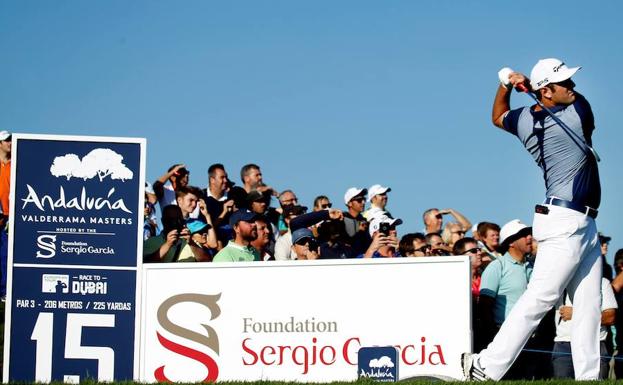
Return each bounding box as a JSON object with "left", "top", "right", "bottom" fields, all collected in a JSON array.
[{"left": 522, "top": 347, "right": 623, "bottom": 361}]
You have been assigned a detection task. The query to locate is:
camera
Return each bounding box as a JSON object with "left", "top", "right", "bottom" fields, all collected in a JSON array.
[{"left": 379, "top": 222, "right": 391, "bottom": 236}]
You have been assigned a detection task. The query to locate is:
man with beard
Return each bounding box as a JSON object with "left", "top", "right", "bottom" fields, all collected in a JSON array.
[{"left": 213, "top": 209, "right": 260, "bottom": 262}]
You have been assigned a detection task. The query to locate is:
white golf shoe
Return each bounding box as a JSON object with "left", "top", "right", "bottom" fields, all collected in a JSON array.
[{"left": 461, "top": 353, "right": 492, "bottom": 381}]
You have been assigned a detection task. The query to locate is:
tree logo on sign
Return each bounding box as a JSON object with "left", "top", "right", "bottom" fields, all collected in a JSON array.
[{"left": 50, "top": 149, "right": 133, "bottom": 182}]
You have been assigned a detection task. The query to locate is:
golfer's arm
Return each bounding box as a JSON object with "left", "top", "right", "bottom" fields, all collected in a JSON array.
[{"left": 492, "top": 84, "right": 512, "bottom": 129}]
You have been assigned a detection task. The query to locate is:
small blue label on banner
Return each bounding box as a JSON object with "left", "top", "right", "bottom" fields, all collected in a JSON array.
[{"left": 358, "top": 346, "right": 399, "bottom": 382}]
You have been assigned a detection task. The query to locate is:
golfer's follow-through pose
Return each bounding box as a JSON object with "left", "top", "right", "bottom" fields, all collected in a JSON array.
[{"left": 462, "top": 58, "right": 602, "bottom": 380}]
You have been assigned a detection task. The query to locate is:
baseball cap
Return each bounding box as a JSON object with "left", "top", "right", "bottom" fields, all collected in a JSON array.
[
  {"left": 471, "top": 222, "right": 479, "bottom": 236},
  {"left": 229, "top": 209, "right": 258, "bottom": 227},
  {"left": 599, "top": 232, "right": 611, "bottom": 244},
  {"left": 186, "top": 219, "right": 211, "bottom": 234},
  {"left": 368, "top": 215, "right": 403, "bottom": 236},
  {"left": 344, "top": 187, "right": 367, "bottom": 204},
  {"left": 144, "top": 182, "right": 155, "bottom": 195},
  {"left": 246, "top": 190, "right": 265, "bottom": 203},
  {"left": 530, "top": 58, "right": 581, "bottom": 90},
  {"left": 0, "top": 131, "right": 11, "bottom": 141},
  {"left": 499, "top": 219, "right": 532, "bottom": 248},
  {"left": 283, "top": 204, "right": 308, "bottom": 217},
  {"left": 292, "top": 228, "right": 314, "bottom": 244},
  {"left": 367, "top": 184, "right": 391, "bottom": 202}
]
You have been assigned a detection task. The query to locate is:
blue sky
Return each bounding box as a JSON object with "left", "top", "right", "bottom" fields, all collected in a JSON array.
[{"left": 2, "top": 1, "right": 622, "bottom": 262}]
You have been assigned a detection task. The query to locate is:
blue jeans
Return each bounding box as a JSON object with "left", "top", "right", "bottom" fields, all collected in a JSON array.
[{"left": 552, "top": 341, "right": 609, "bottom": 379}]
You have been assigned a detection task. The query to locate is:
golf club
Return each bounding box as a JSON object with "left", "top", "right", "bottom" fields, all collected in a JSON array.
[{"left": 516, "top": 83, "right": 601, "bottom": 162}]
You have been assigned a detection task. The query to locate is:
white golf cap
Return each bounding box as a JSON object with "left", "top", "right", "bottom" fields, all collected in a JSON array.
[
  {"left": 368, "top": 214, "right": 403, "bottom": 236},
  {"left": 530, "top": 58, "right": 581, "bottom": 90},
  {"left": 367, "top": 184, "right": 391, "bottom": 202},
  {"left": 0, "top": 130, "right": 11, "bottom": 141},
  {"left": 471, "top": 222, "right": 479, "bottom": 235},
  {"left": 499, "top": 219, "right": 532, "bottom": 247},
  {"left": 343, "top": 187, "right": 367, "bottom": 204}
]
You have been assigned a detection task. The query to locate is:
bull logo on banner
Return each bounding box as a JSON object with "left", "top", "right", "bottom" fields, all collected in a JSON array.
[{"left": 155, "top": 293, "right": 221, "bottom": 382}]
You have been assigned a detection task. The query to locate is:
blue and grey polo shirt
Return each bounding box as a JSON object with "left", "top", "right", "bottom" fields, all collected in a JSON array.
[{"left": 502, "top": 93, "right": 600, "bottom": 209}]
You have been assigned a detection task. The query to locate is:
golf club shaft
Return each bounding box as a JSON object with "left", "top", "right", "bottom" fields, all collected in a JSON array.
[{"left": 516, "top": 83, "right": 601, "bottom": 162}]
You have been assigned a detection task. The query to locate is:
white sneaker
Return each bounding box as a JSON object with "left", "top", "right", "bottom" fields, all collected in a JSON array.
[{"left": 461, "top": 353, "right": 492, "bottom": 381}]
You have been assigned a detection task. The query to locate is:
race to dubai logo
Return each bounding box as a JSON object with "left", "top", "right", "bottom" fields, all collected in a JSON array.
[
  {"left": 50, "top": 148, "right": 133, "bottom": 182},
  {"left": 155, "top": 293, "right": 221, "bottom": 382}
]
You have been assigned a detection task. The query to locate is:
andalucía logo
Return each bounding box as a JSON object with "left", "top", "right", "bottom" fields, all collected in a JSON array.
[
  {"left": 358, "top": 346, "right": 399, "bottom": 382},
  {"left": 155, "top": 293, "right": 221, "bottom": 382},
  {"left": 21, "top": 148, "right": 134, "bottom": 214}
]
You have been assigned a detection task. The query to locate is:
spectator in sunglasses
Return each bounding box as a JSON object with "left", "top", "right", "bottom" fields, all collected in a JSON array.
[
  {"left": 454, "top": 236, "right": 485, "bottom": 350},
  {"left": 399, "top": 233, "right": 429, "bottom": 257},
  {"left": 422, "top": 207, "right": 472, "bottom": 236},
  {"left": 342, "top": 187, "right": 371, "bottom": 255},
  {"left": 425, "top": 232, "right": 452, "bottom": 256},
  {"left": 276, "top": 189, "right": 299, "bottom": 234},
  {"left": 442, "top": 222, "right": 467, "bottom": 249},
  {"left": 453, "top": 237, "right": 484, "bottom": 295},
  {"left": 313, "top": 195, "right": 332, "bottom": 211},
  {"left": 291, "top": 228, "right": 320, "bottom": 260}
]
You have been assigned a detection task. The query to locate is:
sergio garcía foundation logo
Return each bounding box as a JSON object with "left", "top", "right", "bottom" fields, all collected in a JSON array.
[{"left": 155, "top": 293, "right": 222, "bottom": 382}]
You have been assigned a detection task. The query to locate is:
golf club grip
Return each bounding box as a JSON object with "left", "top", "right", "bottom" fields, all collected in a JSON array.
[{"left": 516, "top": 83, "right": 529, "bottom": 93}]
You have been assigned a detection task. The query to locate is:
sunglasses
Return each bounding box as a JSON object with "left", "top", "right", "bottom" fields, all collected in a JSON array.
[
  {"left": 351, "top": 197, "right": 365, "bottom": 203},
  {"left": 415, "top": 245, "right": 431, "bottom": 253},
  {"left": 321, "top": 203, "right": 332, "bottom": 209},
  {"left": 435, "top": 214, "right": 443, "bottom": 219},
  {"left": 464, "top": 247, "right": 482, "bottom": 254}
]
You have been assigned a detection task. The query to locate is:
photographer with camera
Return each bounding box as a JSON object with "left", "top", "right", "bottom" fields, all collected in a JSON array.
[
  {"left": 361, "top": 215, "right": 402, "bottom": 258},
  {"left": 143, "top": 205, "right": 212, "bottom": 262}
]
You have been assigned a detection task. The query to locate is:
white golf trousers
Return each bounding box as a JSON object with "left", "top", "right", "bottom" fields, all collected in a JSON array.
[{"left": 478, "top": 204, "right": 601, "bottom": 380}]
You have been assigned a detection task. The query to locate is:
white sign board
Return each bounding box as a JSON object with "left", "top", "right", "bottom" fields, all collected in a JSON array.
[{"left": 140, "top": 257, "right": 472, "bottom": 382}]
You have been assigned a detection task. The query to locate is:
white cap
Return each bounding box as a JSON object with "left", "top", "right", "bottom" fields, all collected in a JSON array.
[
  {"left": 343, "top": 187, "right": 367, "bottom": 205},
  {"left": 530, "top": 58, "right": 580, "bottom": 90},
  {"left": 367, "top": 184, "right": 391, "bottom": 202},
  {"left": 144, "top": 182, "right": 155, "bottom": 195},
  {"left": 369, "top": 214, "right": 402, "bottom": 236},
  {"left": 0, "top": 131, "right": 11, "bottom": 141},
  {"left": 471, "top": 222, "right": 479, "bottom": 235},
  {"left": 499, "top": 219, "right": 532, "bottom": 247}
]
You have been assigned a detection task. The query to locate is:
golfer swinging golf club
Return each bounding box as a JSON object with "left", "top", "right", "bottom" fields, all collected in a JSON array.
[{"left": 462, "top": 58, "right": 602, "bottom": 381}]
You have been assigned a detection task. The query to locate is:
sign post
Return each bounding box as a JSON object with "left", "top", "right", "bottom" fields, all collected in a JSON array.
[{"left": 3, "top": 134, "right": 145, "bottom": 382}]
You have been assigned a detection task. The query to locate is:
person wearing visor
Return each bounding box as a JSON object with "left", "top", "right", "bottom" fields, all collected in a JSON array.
[
  {"left": 463, "top": 58, "right": 604, "bottom": 381},
  {"left": 187, "top": 219, "right": 217, "bottom": 252}
]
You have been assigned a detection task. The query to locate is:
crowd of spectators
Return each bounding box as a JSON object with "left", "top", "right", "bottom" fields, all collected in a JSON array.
[{"left": 141, "top": 161, "right": 623, "bottom": 379}]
